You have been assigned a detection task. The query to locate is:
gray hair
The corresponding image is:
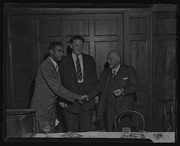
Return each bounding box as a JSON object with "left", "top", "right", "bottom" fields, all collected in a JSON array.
[{"left": 107, "top": 50, "right": 121, "bottom": 59}]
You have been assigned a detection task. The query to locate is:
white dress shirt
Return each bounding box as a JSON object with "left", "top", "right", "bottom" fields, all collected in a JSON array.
[
  {"left": 112, "top": 64, "right": 121, "bottom": 75},
  {"left": 49, "top": 57, "right": 58, "bottom": 72}
]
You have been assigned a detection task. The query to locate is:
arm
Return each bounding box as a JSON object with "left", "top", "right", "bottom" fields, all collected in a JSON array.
[
  {"left": 87, "top": 58, "right": 98, "bottom": 100},
  {"left": 87, "top": 69, "right": 106, "bottom": 99},
  {"left": 123, "top": 67, "right": 139, "bottom": 96},
  {"left": 41, "top": 65, "right": 83, "bottom": 103},
  {"left": 114, "top": 67, "right": 139, "bottom": 96}
]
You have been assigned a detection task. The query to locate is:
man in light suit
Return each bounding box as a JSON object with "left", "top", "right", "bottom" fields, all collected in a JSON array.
[
  {"left": 30, "top": 41, "right": 87, "bottom": 133},
  {"left": 58, "top": 35, "right": 98, "bottom": 132},
  {"left": 88, "top": 50, "right": 139, "bottom": 131}
]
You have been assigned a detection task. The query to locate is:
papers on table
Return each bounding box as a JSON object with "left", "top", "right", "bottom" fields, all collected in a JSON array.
[
  {"left": 121, "top": 132, "right": 145, "bottom": 139},
  {"left": 61, "top": 131, "right": 84, "bottom": 138}
]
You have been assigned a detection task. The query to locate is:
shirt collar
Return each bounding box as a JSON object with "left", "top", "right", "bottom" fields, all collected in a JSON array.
[
  {"left": 49, "top": 56, "right": 58, "bottom": 68},
  {"left": 72, "top": 52, "right": 82, "bottom": 58},
  {"left": 72, "top": 52, "right": 83, "bottom": 60},
  {"left": 112, "top": 64, "right": 121, "bottom": 74}
]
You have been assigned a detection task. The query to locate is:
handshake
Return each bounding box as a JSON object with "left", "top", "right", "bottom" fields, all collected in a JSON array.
[
  {"left": 76, "top": 95, "right": 89, "bottom": 104},
  {"left": 59, "top": 95, "right": 89, "bottom": 108}
]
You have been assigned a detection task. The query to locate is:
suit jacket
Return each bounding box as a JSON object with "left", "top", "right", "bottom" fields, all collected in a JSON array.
[
  {"left": 88, "top": 63, "right": 139, "bottom": 120},
  {"left": 30, "top": 57, "right": 81, "bottom": 121},
  {"left": 58, "top": 53, "right": 98, "bottom": 113}
]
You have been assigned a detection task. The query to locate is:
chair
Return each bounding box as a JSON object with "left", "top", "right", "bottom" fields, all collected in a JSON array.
[
  {"left": 163, "top": 102, "right": 176, "bottom": 132},
  {"left": 114, "top": 110, "right": 145, "bottom": 132}
]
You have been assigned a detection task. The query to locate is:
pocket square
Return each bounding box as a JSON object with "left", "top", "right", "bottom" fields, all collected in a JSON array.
[{"left": 123, "top": 77, "right": 128, "bottom": 80}]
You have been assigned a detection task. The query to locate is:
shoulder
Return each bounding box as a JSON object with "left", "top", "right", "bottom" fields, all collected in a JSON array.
[
  {"left": 38, "top": 58, "right": 53, "bottom": 73},
  {"left": 82, "top": 53, "right": 95, "bottom": 62},
  {"left": 41, "top": 57, "right": 51, "bottom": 68},
  {"left": 83, "top": 53, "right": 93, "bottom": 59},
  {"left": 59, "top": 54, "right": 71, "bottom": 63},
  {"left": 62, "top": 54, "right": 71, "bottom": 60},
  {"left": 121, "top": 64, "right": 136, "bottom": 73},
  {"left": 122, "top": 64, "right": 134, "bottom": 69},
  {"left": 100, "top": 67, "right": 111, "bottom": 77}
]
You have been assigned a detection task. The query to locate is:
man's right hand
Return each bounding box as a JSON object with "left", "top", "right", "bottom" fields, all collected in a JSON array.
[
  {"left": 77, "top": 95, "right": 89, "bottom": 104},
  {"left": 59, "top": 102, "right": 68, "bottom": 108}
]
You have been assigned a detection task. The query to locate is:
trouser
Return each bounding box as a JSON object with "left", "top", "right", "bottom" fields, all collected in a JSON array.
[
  {"left": 63, "top": 82, "right": 94, "bottom": 132},
  {"left": 35, "top": 119, "right": 56, "bottom": 133},
  {"left": 35, "top": 102, "right": 57, "bottom": 133},
  {"left": 64, "top": 108, "right": 93, "bottom": 132}
]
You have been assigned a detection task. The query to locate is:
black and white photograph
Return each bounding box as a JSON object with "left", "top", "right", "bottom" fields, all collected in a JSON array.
[{"left": 3, "top": 2, "right": 178, "bottom": 143}]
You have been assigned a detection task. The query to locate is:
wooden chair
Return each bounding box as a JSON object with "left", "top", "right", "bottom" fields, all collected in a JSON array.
[
  {"left": 163, "top": 102, "right": 176, "bottom": 132},
  {"left": 114, "top": 110, "right": 145, "bottom": 132}
]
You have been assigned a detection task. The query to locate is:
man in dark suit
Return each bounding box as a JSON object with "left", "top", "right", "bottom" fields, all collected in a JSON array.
[
  {"left": 88, "top": 50, "right": 139, "bottom": 131},
  {"left": 30, "top": 41, "right": 87, "bottom": 133},
  {"left": 58, "top": 35, "right": 98, "bottom": 132}
]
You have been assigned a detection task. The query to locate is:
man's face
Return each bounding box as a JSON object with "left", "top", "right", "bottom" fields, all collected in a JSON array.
[
  {"left": 70, "top": 39, "right": 83, "bottom": 55},
  {"left": 107, "top": 53, "right": 120, "bottom": 69},
  {"left": 50, "top": 45, "right": 64, "bottom": 62}
]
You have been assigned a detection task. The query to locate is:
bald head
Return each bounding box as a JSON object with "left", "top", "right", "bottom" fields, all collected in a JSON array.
[
  {"left": 107, "top": 50, "right": 121, "bottom": 69},
  {"left": 107, "top": 50, "right": 121, "bottom": 59}
]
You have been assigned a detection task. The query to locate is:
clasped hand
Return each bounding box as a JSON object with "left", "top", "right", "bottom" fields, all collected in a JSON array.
[
  {"left": 77, "top": 95, "right": 89, "bottom": 104},
  {"left": 59, "top": 95, "right": 89, "bottom": 108},
  {"left": 113, "top": 88, "right": 124, "bottom": 96}
]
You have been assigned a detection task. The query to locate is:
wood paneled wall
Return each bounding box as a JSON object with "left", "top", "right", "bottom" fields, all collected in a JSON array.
[
  {"left": 125, "top": 10, "right": 153, "bottom": 131},
  {"left": 152, "top": 12, "right": 177, "bottom": 131},
  {"left": 4, "top": 4, "right": 177, "bottom": 131}
]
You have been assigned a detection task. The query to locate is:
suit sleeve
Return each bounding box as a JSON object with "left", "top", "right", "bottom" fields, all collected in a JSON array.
[
  {"left": 87, "top": 58, "right": 99, "bottom": 100},
  {"left": 87, "top": 68, "right": 106, "bottom": 99},
  {"left": 41, "top": 64, "right": 80, "bottom": 103},
  {"left": 96, "top": 70, "right": 109, "bottom": 120},
  {"left": 123, "top": 67, "right": 139, "bottom": 96}
]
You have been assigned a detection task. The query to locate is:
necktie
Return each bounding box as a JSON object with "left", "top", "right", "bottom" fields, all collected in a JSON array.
[
  {"left": 55, "top": 65, "right": 61, "bottom": 81},
  {"left": 76, "top": 55, "right": 83, "bottom": 81}
]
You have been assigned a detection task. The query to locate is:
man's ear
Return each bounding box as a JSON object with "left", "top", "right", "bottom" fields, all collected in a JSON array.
[{"left": 50, "top": 49, "right": 53, "bottom": 54}]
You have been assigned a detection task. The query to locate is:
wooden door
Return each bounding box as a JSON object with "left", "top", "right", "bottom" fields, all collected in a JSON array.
[
  {"left": 125, "top": 10, "right": 152, "bottom": 131},
  {"left": 7, "top": 16, "right": 36, "bottom": 108},
  {"left": 35, "top": 15, "right": 63, "bottom": 66},
  {"left": 152, "top": 12, "right": 176, "bottom": 131}
]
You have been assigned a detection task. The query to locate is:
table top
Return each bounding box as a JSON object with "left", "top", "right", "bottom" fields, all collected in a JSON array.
[{"left": 34, "top": 131, "right": 175, "bottom": 143}]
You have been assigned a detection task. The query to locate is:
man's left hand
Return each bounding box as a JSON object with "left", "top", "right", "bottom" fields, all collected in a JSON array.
[
  {"left": 82, "top": 95, "right": 89, "bottom": 101},
  {"left": 113, "top": 88, "right": 124, "bottom": 96},
  {"left": 78, "top": 95, "right": 89, "bottom": 104}
]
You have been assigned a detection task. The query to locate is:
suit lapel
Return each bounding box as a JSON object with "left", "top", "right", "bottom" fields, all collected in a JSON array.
[
  {"left": 116, "top": 64, "right": 126, "bottom": 80},
  {"left": 82, "top": 54, "right": 87, "bottom": 84},
  {"left": 69, "top": 55, "right": 77, "bottom": 75},
  {"left": 105, "top": 69, "right": 112, "bottom": 91},
  {"left": 48, "top": 57, "right": 60, "bottom": 81}
]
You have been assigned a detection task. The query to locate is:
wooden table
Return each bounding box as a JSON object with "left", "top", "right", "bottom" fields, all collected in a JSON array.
[{"left": 34, "top": 131, "right": 175, "bottom": 143}]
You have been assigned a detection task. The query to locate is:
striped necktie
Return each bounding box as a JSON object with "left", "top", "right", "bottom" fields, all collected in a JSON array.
[{"left": 76, "top": 55, "right": 83, "bottom": 81}]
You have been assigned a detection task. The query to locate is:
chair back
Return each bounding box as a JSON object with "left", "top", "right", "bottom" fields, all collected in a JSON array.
[
  {"left": 114, "top": 110, "right": 145, "bottom": 132},
  {"left": 163, "top": 102, "right": 176, "bottom": 131}
]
